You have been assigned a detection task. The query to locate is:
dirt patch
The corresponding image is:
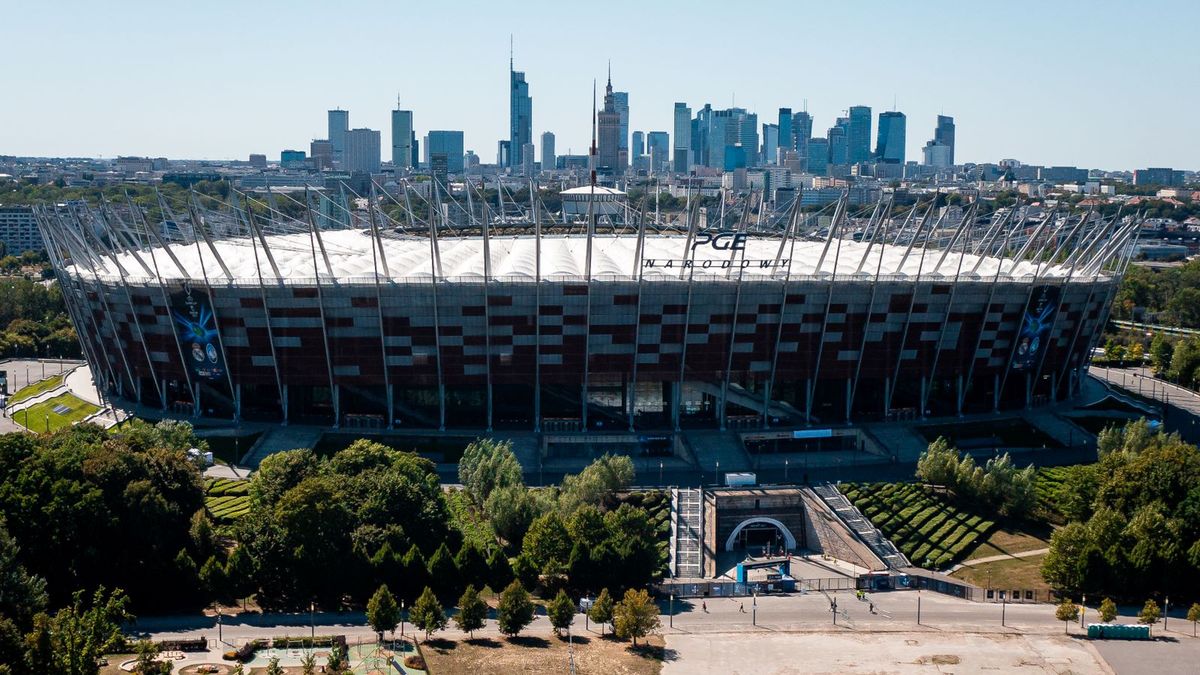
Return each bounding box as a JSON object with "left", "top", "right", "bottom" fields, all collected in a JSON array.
[
  {"left": 916, "top": 654, "right": 961, "bottom": 665},
  {"left": 420, "top": 633, "right": 667, "bottom": 675}
]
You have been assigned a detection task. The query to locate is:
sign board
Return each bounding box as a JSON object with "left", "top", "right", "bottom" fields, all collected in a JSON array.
[
  {"left": 171, "top": 282, "right": 226, "bottom": 382},
  {"left": 725, "top": 472, "right": 757, "bottom": 487},
  {"left": 792, "top": 429, "right": 834, "bottom": 440},
  {"left": 1010, "top": 285, "right": 1060, "bottom": 372}
]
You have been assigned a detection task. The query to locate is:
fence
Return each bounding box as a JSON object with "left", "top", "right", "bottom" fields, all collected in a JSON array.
[{"left": 657, "top": 576, "right": 855, "bottom": 598}]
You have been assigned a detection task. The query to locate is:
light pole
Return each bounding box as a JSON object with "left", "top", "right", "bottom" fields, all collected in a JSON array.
[
  {"left": 1165, "top": 596, "right": 1169, "bottom": 631},
  {"left": 400, "top": 600, "right": 406, "bottom": 639},
  {"left": 1080, "top": 594, "right": 1086, "bottom": 627},
  {"left": 1001, "top": 593, "right": 1006, "bottom": 627},
  {"left": 217, "top": 607, "right": 223, "bottom": 644},
  {"left": 917, "top": 589, "right": 921, "bottom": 626},
  {"left": 659, "top": 461, "right": 663, "bottom": 485},
  {"left": 310, "top": 601, "right": 315, "bottom": 641},
  {"left": 669, "top": 594, "right": 674, "bottom": 628},
  {"left": 752, "top": 591, "right": 757, "bottom": 627},
  {"left": 784, "top": 458, "right": 789, "bottom": 482},
  {"left": 714, "top": 460, "right": 720, "bottom": 486}
]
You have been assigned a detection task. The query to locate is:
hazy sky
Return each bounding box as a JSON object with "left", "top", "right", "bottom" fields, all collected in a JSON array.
[{"left": 3, "top": 0, "right": 1197, "bottom": 170}]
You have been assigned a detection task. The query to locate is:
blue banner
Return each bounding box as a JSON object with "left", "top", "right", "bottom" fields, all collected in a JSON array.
[
  {"left": 1010, "top": 285, "right": 1060, "bottom": 372},
  {"left": 171, "top": 282, "right": 226, "bottom": 382}
]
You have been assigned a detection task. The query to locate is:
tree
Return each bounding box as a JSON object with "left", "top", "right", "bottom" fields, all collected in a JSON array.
[
  {"left": 366, "top": 584, "right": 401, "bottom": 641},
  {"left": 521, "top": 512, "right": 572, "bottom": 579},
  {"left": 588, "top": 588, "right": 614, "bottom": 636},
  {"left": 458, "top": 439, "right": 523, "bottom": 506},
  {"left": 486, "top": 548, "right": 514, "bottom": 593},
  {"left": 409, "top": 586, "right": 447, "bottom": 640},
  {"left": 265, "top": 656, "right": 284, "bottom": 675},
  {"left": 613, "top": 588, "right": 659, "bottom": 646},
  {"left": 1099, "top": 597, "right": 1117, "bottom": 623},
  {"left": 558, "top": 454, "right": 635, "bottom": 513},
  {"left": 426, "top": 542, "right": 461, "bottom": 604},
  {"left": 1055, "top": 598, "right": 1079, "bottom": 634},
  {"left": 1187, "top": 602, "right": 1200, "bottom": 637},
  {"left": 1150, "top": 334, "right": 1175, "bottom": 376},
  {"left": 485, "top": 484, "right": 540, "bottom": 549},
  {"left": 454, "top": 585, "right": 487, "bottom": 638},
  {"left": 547, "top": 589, "right": 576, "bottom": 636},
  {"left": 1138, "top": 599, "right": 1161, "bottom": 626},
  {"left": 916, "top": 437, "right": 960, "bottom": 486},
  {"left": 51, "top": 587, "right": 132, "bottom": 675},
  {"left": 496, "top": 580, "right": 535, "bottom": 637},
  {"left": 133, "top": 639, "right": 168, "bottom": 675},
  {"left": 224, "top": 545, "right": 255, "bottom": 611},
  {"left": 198, "top": 556, "right": 227, "bottom": 602},
  {"left": 301, "top": 651, "right": 317, "bottom": 675},
  {"left": 325, "top": 645, "right": 347, "bottom": 673},
  {"left": 454, "top": 543, "right": 489, "bottom": 590}
]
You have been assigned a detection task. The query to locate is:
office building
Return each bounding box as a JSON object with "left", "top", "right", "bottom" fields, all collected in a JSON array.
[
  {"left": 344, "top": 128, "right": 381, "bottom": 174},
  {"left": 509, "top": 53, "right": 532, "bottom": 169},
  {"left": 280, "top": 150, "right": 306, "bottom": 169},
  {"left": 1133, "top": 167, "right": 1184, "bottom": 186},
  {"left": 310, "top": 140, "right": 333, "bottom": 171},
  {"left": 631, "top": 131, "right": 645, "bottom": 159},
  {"left": 828, "top": 124, "right": 848, "bottom": 166},
  {"left": 249, "top": 154, "right": 267, "bottom": 169},
  {"left": 778, "top": 108, "right": 793, "bottom": 155},
  {"left": 522, "top": 142, "right": 535, "bottom": 176},
  {"left": 497, "top": 141, "right": 511, "bottom": 168},
  {"left": 541, "top": 132, "right": 555, "bottom": 173},
  {"left": 847, "top": 106, "right": 872, "bottom": 164},
  {"left": 392, "top": 109, "right": 414, "bottom": 170},
  {"left": 597, "top": 73, "right": 622, "bottom": 174},
  {"left": 328, "top": 109, "right": 349, "bottom": 165},
  {"left": 673, "top": 103, "right": 692, "bottom": 173},
  {"left": 923, "top": 141, "right": 952, "bottom": 168},
  {"left": 934, "top": 115, "right": 956, "bottom": 165},
  {"left": 875, "top": 111, "right": 906, "bottom": 164},
  {"left": 646, "top": 131, "right": 669, "bottom": 174},
  {"left": 807, "top": 137, "right": 829, "bottom": 176},
  {"left": 762, "top": 123, "right": 779, "bottom": 165},
  {"left": 792, "top": 111, "right": 813, "bottom": 168},
  {"left": 0, "top": 205, "right": 43, "bottom": 254},
  {"left": 614, "top": 90, "right": 629, "bottom": 171},
  {"left": 424, "top": 131, "right": 465, "bottom": 173}
]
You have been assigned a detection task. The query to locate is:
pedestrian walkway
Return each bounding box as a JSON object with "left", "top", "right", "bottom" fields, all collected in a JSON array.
[
  {"left": 670, "top": 488, "right": 704, "bottom": 578},
  {"left": 948, "top": 547, "right": 1049, "bottom": 572}
]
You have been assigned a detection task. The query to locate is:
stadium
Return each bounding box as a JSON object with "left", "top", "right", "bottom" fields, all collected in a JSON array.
[{"left": 35, "top": 188, "right": 1134, "bottom": 434}]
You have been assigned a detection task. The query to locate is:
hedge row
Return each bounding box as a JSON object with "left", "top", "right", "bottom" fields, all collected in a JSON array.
[{"left": 843, "top": 482, "right": 995, "bottom": 569}]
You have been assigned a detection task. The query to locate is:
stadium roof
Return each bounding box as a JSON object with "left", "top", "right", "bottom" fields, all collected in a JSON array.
[{"left": 72, "top": 231, "right": 1083, "bottom": 284}]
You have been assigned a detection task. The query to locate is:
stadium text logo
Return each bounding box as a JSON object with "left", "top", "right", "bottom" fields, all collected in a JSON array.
[
  {"left": 692, "top": 232, "right": 748, "bottom": 251},
  {"left": 642, "top": 258, "right": 791, "bottom": 269}
]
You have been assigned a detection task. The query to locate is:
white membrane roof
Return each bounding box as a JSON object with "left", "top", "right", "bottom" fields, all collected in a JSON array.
[{"left": 73, "top": 232, "right": 1080, "bottom": 283}]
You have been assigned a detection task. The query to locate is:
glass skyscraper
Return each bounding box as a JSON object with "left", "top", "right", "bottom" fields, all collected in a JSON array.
[
  {"left": 934, "top": 115, "right": 955, "bottom": 165},
  {"left": 847, "top": 105, "right": 872, "bottom": 164},
  {"left": 672, "top": 103, "right": 692, "bottom": 173},
  {"left": 874, "top": 111, "right": 906, "bottom": 164},
  {"left": 391, "top": 109, "right": 414, "bottom": 170},
  {"left": 509, "top": 57, "right": 532, "bottom": 169}
]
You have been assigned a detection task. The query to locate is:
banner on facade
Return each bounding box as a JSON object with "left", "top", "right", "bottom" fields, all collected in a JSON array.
[
  {"left": 171, "top": 282, "right": 225, "bottom": 382},
  {"left": 1010, "top": 285, "right": 1060, "bottom": 372}
]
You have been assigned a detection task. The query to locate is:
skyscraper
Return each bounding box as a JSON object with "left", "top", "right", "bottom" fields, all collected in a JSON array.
[
  {"left": 425, "top": 130, "right": 465, "bottom": 173},
  {"left": 521, "top": 142, "right": 535, "bottom": 176},
  {"left": 614, "top": 90, "right": 629, "bottom": 171},
  {"left": 791, "top": 111, "right": 812, "bottom": 168},
  {"left": 509, "top": 50, "right": 532, "bottom": 169},
  {"left": 807, "top": 137, "right": 829, "bottom": 177},
  {"left": 597, "top": 73, "right": 621, "bottom": 174},
  {"left": 777, "top": 108, "right": 793, "bottom": 156},
  {"left": 828, "top": 124, "right": 848, "bottom": 166},
  {"left": 344, "top": 128, "right": 380, "bottom": 174},
  {"left": 328, "top": 109, "right": 348, "bottom": 165},
  {"left": 874, "top": 111, "right": 906, "bottom": 164},
  {"left": 672, "top": 102, "right": 692, "bottom": 173},
  {"left": 631, "top": 131, "right": 645, "bottom": 159},
  {"left": 762, "top": 123, "right": 779, "bottom": 165},
  {"left": 847, "top": 105, "right": 872, "bottom": 164},
  {"left": 310, "top": 139, "right": 333, "bottom": 171},
  {"left": 541, "top": 131, "right": 555, "bottom": 172},
  {"left": 934, "top": 115, "right": 955, "bottom": 165},
  {"left": 391, "top": 108, "right": 414, "bottom": 170},
  {"left": 646, "top": 131, "right": 669, "bottom": 174}
]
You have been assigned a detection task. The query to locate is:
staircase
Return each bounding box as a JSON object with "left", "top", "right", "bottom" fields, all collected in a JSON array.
[
  {"left": 240, "top": 426, "right": 326, "bottom": 469},
  {"left": 670, "top": 488, "right": 704, "bottom": 578},
  {"left": 811, "top": 483, "right": 909, "bottom": 569}
]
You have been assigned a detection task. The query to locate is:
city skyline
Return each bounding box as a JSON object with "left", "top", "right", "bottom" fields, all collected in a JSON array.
[{"left": 2, "top": 1, "right": 1198, "bottom": 170}]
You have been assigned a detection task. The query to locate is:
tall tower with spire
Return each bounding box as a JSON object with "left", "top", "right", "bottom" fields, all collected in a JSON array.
[
  {"left": 596, "top": 63, "right": 621, "bottom": 175},
  {"left": 508, "top": 37, "right": 533, "bottom": 169}
]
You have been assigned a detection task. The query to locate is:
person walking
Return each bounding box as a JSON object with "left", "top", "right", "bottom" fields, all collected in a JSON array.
[
  {"left": 702, "top": 600, "right": 707, "bottom": 613},
  {"left": 740, "top": 602, "right": 745, "bottom": 613}
]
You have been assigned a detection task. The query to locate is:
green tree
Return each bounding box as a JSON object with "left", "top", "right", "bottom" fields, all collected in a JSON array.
[
  {"left": 409, "top": 586, "right": 447, "bottom": 640},
  {"left": 485, "top": 484, "right": 540, "bottom": 549},
  {"left": 1138, "top": 599, "right": 1161, "bottom": 626},
  {"left": 325, "top": 645, "right": 347, "bottom": 673},
  {"left": 613, "top": 588, "right": 659, "bottom": 646},
  {"left": 399, "top": 545, "right": 429, "bottom": 604},
  {"left": 496, "top": 580, "right": 535, "bottom": 637},
  {"left": 198, "top": 556, "right": 227, "bottom": 602},
  {"left": 266, "top": 656, "right": 284, "bottom": 675},
  {"left": 588, "top": 588, "right": 614, "bottom": 636},
  {"left": 301, "top": 652, "right": 317, "bottom": 675},
  {"left": 454, "top": 585, "right": 487, "bottom": 638},
  {"left": 1041, "top": 522, "right": 1092, "bottom": 595},
  {"left": 458, "top": 439, "right": 523, "bottom": 506},
  {"left": 454, "top": 543, "right": 489, "bottom": 590},
  {"left": 1187, "top": 602, "right": 1200, "bottom": 637},
  {"left": 133, "top": 639, "right": 168, "bottom": 675},
  {"left": 547, "top": 589, "right": 576, "bottom": 636},
  {"left": 558, "top": 454, "right": 635, "bottom": 513},
  {"left": 1099, "top": 597, "right": 1117, "bottom": 623},
  {"left": 521, "top": 512, "right": 571, "bottom": 578},
  {"left": 426, "top": 542, "right": 461, "bottom": 604},
  {"left": 51, "top": 587, "right": 132, "bottom": 675},
  {"left": 1055, "top": 598, "right": 1079, "bottom": 633},
  {"left": 486, "top": 548, "right": 514, "bottom": 594},
  {"left": 224, "top": 546, "right": 255, "bottom": 611},
  {"left": 366, "top": 584, "right": 401, "bottom": 641},
  {"left": 1150, "top": 334, "right": 1174, "bottom": 375},
  {"left": 916, "top": 437, "right": 960, "bottom": 486}
]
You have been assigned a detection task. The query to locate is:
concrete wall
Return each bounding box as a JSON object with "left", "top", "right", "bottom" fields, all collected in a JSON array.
[{"left": 800, "top": 489, "right": 885, "bottom": 571}]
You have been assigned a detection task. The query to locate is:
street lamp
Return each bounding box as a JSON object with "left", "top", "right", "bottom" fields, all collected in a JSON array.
[
  {"left": 784, "top": 458, "right": 789, "bottom": 482},
  {"left": 714, "top": 460, "right": 720, "bottom": 486},
  {"left": 659, "top": 460, "right": 663, "bottom": 485},
  {"left": 669, "top": 594, "right": 674, "bottom": 628}
]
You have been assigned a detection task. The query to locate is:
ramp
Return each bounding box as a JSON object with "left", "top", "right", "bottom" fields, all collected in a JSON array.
[{"left": 670, "top": 488, "right": 705, "bottom": 578}]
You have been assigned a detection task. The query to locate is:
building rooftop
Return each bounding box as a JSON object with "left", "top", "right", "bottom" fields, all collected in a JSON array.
[{"left": 69, "top": 231, "right": 1086, "bottom": 284}]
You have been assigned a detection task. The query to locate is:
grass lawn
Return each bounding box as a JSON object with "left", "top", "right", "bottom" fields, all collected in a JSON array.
[
  {"left": 8, "top": 374, "right": 64, "bottom": 404},
  {"left": 419, "top": 634, "right": 666, "bottom": 675},
  {"left": 964, "top": 525, "right": 1051, "bottom": 561},
  {"left": 840, "top": 482, "right": 996, "bottom": 570},
  {"left": 15, "top": 392, "right": 100, "bottom": 432},
  {"left": 951, "top": 553, "right": 1050, "bottom": 595}
]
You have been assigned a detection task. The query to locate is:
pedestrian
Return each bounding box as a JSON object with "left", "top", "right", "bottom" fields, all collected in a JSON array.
[
  {"left": 740, "top": 602, "right": 745, "bottom": 613},
  {"left": 869, "top": 602, "right": 875, "bottom": 614},
  {"left": 702, "top": 600, "right": 707, "bottom": 613}
]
